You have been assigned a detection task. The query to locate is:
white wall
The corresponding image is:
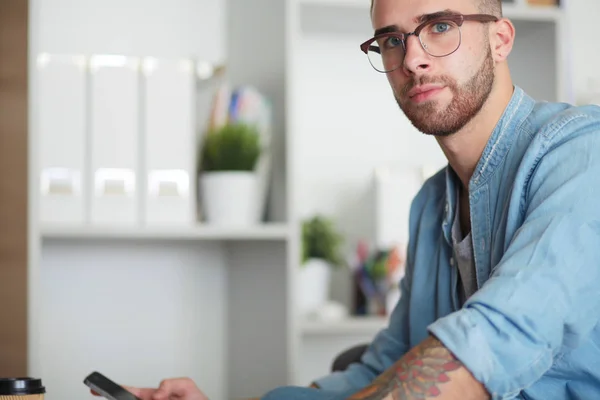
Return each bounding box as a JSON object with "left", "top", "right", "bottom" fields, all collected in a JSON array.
[{"left": 564, "top": 0, "right": 600, "bottom": 105}]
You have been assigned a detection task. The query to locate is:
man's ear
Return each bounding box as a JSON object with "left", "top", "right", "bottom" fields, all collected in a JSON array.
[{"left": 490, "top": 18, "right": 516, "bottom": 62}]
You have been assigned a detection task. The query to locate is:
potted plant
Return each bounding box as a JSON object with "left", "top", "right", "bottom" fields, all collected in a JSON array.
[
  {"left": 298, "top": 215, "right": 345, "bottom": 316},
  {"left": 198, "top": 122, "right": 262, "bottom": 226}
]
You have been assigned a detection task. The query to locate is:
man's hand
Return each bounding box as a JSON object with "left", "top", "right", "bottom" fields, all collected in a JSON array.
[
  {"left": 91, "top": 377, "right": 319, "bottom": 400},
  {"left": 91, "top": 377, "right": 208, "bottom": 400}
]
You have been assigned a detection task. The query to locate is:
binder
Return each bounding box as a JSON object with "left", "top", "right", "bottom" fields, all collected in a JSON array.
[
  {"left": 141, "top": 58, "right": 197, "bottom": 225},
  {"left": 373, "top": 166, "right": 423, "bottom": 249},
  {"left": 37, "top": 54, "right": 87, "bottom": 225},
  {"left": 89, "top": 55, "right": 140, "bottom": 225}
]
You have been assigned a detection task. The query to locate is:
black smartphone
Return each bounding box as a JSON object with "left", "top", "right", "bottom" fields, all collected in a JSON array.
[{"left": 83, "top": 371, "right": 141, "bottom": 400}]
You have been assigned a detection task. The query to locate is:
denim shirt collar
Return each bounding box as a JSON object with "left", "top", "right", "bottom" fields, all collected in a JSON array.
[
  {"left": 470, "top": 85, "right": 535, "bottom": 189},
  {"left": 442, "top": 85, "right": 536, "bottom": 235}
]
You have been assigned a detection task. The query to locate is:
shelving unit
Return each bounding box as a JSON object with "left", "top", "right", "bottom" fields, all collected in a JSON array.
[
  {"left": 28, "top": 2, "right": 290, "bottom": 400},
  {"left": 27, "top": 0, "right": 578, "bottom": 399}
]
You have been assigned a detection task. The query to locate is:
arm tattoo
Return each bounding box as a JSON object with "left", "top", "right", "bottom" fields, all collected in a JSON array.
[{"left": 347, "top": 336, "right": 463, "bottom": 400}]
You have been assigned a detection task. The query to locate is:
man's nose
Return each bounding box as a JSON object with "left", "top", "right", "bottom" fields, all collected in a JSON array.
[{"left": 401, "top": 35, "right": 431, "bottom": 75}]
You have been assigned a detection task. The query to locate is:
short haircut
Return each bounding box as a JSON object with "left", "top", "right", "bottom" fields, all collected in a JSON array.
[
  {"left": 477, "top": 0, "right": 503, "bottom": 17},
  {"left": 370, "top": 0, "right": 503, "bottom": 18}
]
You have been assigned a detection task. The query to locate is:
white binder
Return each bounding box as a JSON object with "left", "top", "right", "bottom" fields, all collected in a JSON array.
[
  {"left": 373, "top": 166, "right": 424, "bottom": 249},
  {"left": 89, "top": 55, "right": 140, "bottom": 225},
  {"left": 37, "top": 54, "right": 87, "bottom": 225},
  {"left": 141, "top": 58, "right": 197, "bottom": 225}
]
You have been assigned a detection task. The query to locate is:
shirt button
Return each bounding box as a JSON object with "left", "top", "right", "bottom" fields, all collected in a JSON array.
[{"left": 450, "top": 257, "right": 455, "bottom": 267}]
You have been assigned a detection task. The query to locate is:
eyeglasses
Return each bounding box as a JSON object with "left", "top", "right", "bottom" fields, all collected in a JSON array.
[{"left": 360, "top": 13, "right": 498, "bottom": 73}]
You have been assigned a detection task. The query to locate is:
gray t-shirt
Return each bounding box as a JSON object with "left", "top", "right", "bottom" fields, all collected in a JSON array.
[{"left": 451, "top": 194, "right": 478, "bottom": 306}]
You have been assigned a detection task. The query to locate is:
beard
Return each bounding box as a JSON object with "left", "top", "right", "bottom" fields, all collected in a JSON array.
[{"left": 394, "top": 46, "right": 495, "bottom": 137}]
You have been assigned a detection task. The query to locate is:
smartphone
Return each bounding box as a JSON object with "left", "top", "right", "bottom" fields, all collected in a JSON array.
[{"left": 83, "top": 371, "right": 141, "bottom": 400}]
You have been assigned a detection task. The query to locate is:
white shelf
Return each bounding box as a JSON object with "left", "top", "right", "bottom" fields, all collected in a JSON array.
[
  {"left": 297, "top": 0, "right": 562, "bottom": 22},
  {"left": 41, "top": 223, "right": 290, "bottom": 241},
  {"left": 301, "top": 316, "right": 389, "bottom": 336}
]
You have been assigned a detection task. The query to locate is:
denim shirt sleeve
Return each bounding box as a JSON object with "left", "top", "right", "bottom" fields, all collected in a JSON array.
[{"left": 428, "top": 114, "right": 600, "bottom": 399}]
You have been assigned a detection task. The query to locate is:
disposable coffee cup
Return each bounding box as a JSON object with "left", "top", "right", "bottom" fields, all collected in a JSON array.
[{"left": 0, "top": 378, "right": 45, "bottom": 400}]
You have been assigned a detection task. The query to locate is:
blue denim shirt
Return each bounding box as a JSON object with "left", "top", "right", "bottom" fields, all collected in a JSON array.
[{"left": 263, "top": 86, "right": 600, "bottom": 400}]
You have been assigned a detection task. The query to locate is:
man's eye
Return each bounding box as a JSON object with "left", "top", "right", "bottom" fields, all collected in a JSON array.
[
  {"left": 431, "top": 22, "right": 450, "bottom": 33},
  {"left": 384, "top": 36, "right": 403, "bottom": 49}
]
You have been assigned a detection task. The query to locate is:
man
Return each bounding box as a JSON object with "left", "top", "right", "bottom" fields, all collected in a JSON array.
[{"left": 109, "top": 0, "right": 600, "bottom": 398}]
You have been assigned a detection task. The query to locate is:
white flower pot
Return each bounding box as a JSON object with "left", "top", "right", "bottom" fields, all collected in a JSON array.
[
  {"left": 200, "top": 171, "right": 259, "bottom": 226},
  {"left": 297, "top": 258, "right": 332, "bottom": 316}
]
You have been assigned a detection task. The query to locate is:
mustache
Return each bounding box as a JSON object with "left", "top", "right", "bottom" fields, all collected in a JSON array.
[{"left": 400, "top": 75, "right": 454, "bottom": 97}]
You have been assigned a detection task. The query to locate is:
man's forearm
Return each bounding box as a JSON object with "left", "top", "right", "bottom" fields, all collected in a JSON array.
[{"left": 346, "top": 336, "right": 490, "bottom": 400}]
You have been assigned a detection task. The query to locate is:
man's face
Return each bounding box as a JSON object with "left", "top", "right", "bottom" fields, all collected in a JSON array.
[{"left": 371, "top": 0, "right": 496, "bottom": 137}]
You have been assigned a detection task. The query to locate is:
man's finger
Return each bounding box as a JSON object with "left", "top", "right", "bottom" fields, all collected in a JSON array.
[
  {"left": 89, "top": 386, "right": 157, "bottom": 400},
  {"left": 155, "top": 378, "right": 197, "bottom": 399},
  {"left": 123, "top": 385, "right": 158, "bottom": 400}
]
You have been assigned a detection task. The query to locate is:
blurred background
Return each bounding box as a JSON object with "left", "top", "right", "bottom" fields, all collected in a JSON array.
[{"left": 1, "top": 0, "right": 599, "bottom": 399}]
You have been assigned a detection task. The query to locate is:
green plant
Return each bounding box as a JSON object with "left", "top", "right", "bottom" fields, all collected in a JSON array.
[
  {"left": 200, "top": 123, "right": 261, "bottom": 172},
  {"left": 301, "top": 215, "right": 345, "bottom": 267}
]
